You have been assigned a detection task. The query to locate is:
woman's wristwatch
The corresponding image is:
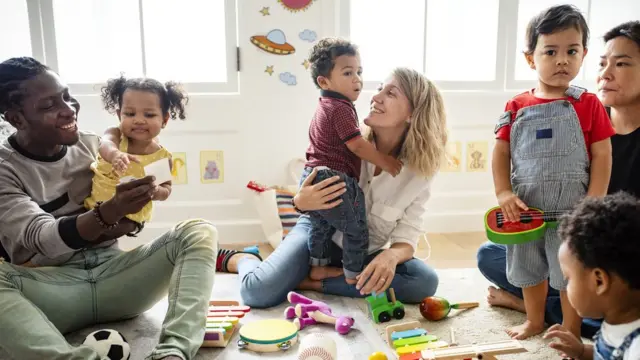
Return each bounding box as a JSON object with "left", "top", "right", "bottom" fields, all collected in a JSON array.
[{"left": 92, "top": 201, "right": 119, "bottom": 229}]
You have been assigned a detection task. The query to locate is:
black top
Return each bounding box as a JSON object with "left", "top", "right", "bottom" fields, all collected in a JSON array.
[{"left": 609, "top": 127, "right": 640, "bottom": 198}]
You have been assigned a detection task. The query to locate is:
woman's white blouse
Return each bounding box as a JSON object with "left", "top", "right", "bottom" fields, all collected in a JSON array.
[{"left": 331, "top": 161, "right": 432, "bottom": 254}]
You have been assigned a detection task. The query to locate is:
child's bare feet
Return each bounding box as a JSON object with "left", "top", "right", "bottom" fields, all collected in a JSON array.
[
  {"left": 309, "top": 266, "right": 343, "bottom": 280},
  {"left": 487, "top": 286, "right": 526, "bottom": 312},
  {"left": 506, "top": 320, "right": 545, "bottom": 340}
]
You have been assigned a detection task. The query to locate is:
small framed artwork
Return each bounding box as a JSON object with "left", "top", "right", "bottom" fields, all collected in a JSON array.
[
  {"left": 200, "top": 150, "right": 224, "bottom": 184},
  {"left": 440, "top": 141, "right": 462, "bottom": 172},
  {"left": 171, "top": 152, "right": 188, "bottom": 185},
  {"left": 466, "top": 141, "right": 489, "bottom": 172}
]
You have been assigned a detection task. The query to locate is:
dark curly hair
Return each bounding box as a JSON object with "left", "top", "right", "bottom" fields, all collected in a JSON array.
[
  {"left": 0, "top": 57, "right": 50, "bottom": 119},
  {"left": 101, "top": 75, "right": 189, "bottom": 120},
  {"left": 559, "top": 192, "right": 640, "bottom": 290},
  {"left": 308, "top": 37, "right": 358, "bottom": 88},
  {"left": 603, "top": 21, "right": 640, "bottom": 49},
  {"left": 524, "top": 4, "right": 589, "bottom": 54}
]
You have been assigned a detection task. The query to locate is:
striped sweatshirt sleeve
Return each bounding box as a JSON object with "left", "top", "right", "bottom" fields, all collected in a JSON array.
[{"left": 0, "top": 165, "right": 86, "bottom": 259}]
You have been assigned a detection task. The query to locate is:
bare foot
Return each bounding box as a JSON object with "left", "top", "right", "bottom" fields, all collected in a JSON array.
[
  {"left": 506, "top": 320, "right": 545, "bottom": 340},
  {"left": 345, "top": 277, "right": 357, "bottom": 285},
  {"left": 309, "top": 266, "right": 343, "bottom": 281},
  {"left": 160, "top": 356, "right": 183, "bottom": 360},
  {"left": 487, "top": 286, "right": 526, "bottom": 313}
]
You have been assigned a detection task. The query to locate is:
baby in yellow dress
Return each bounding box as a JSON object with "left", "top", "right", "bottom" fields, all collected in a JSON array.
[{"left": 84, "top": 75, "right": 188, "bottom": 227}]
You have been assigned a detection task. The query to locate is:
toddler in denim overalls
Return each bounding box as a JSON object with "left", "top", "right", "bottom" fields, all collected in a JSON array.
[
  {"left": 542, "top": 193, "right": 640, "bottom": 360},
  {"left": 492, "top": 5, "right": 614, "bottom": 340}
]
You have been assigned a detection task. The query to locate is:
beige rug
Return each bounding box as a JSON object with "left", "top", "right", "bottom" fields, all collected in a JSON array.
[{"left": 1, "top": 268, "right": 565, "bottom": 359}]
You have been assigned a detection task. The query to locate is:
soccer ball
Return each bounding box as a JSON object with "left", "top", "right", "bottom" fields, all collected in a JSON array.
[{"left": 82, "top": 329, "right": 131, "bottom": 360}]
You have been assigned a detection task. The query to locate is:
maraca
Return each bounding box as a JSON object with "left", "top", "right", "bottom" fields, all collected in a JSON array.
[{"left": 419, "top": 296, "right": 479, "bottom": 321}]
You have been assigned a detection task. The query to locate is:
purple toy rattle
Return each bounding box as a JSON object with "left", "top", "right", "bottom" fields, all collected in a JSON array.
[{"left": 284, "top": 291, "right": 355, "bottom": 335}]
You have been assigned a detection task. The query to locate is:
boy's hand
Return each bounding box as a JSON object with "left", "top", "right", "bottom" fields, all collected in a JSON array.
[
  {"left": 111, "top": 151, "right": 139, "bottom": 175},
  {"left": 381, "top": 156, "right": 403, "bottom": 177},
  {"left": 544, "top": 324, "right": 587, "bottom": 359},
  {"left": 497, "top": 190, "right": 528, "bottom": 222}
]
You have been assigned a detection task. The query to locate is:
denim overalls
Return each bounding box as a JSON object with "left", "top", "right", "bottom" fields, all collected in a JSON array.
[
  {"left": 496, "top": 86, "right": 590, "bottom": 290},
  {"left": 594, "top": 328, "right": 640, "bottom": 359}
]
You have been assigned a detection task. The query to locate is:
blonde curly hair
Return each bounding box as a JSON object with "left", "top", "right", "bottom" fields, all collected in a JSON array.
[{"left": 365, "top": 67, "right": 448, "bottom": 178}]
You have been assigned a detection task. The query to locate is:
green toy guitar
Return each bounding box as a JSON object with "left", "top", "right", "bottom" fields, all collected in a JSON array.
[{"left": 484, "top": 206, "right": 569, "bottom": 245}]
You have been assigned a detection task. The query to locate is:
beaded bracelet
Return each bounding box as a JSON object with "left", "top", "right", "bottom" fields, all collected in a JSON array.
[{"left": 93, "top": 201, "right": 119, "bottom": 230}]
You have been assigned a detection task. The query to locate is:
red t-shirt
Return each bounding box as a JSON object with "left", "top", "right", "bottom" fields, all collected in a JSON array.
[
  {"left": 495, "top": 90, "right": 615, "bottom": 158},
  {"left": 305, "top": 91, "right": 361, "bottom": 179}
]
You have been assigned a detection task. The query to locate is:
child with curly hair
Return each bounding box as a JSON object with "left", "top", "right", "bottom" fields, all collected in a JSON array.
[
  {"left": 544, "top": 192, "right": 640, "bottom": 360},
  {"left": 84, "top": 75, "right": 188, "bottom": 233},
  {"left": 298, "top": 37, "right": 403, "bottom": 284}
]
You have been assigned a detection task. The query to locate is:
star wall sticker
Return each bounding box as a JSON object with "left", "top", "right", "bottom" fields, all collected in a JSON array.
[
  {"left": 302, "top": 59, "right": 310, "bottom": 70},
  {"left": 259, "top": 7, "right": 270, "bottom": 16},
  {"left": 265, "top": 65, "right": 275, "bottom": 75}
]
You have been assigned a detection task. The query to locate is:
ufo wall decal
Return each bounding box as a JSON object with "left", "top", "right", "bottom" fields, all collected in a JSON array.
[
  {"left": 278, "top": 0, "right": 315, "bottom": 12},
  {"left": 250, "top": 29, "right": 295, "bottom": 55}
]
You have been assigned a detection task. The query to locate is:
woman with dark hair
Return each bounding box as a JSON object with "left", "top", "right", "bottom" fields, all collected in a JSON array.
[{"left": 476, "top": 20, "right": 640, "bottom": 338}]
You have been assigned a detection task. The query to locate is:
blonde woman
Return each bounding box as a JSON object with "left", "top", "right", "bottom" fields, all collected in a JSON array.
[{"left": 227, "top": 68, "right": 448, "bottom": 307}]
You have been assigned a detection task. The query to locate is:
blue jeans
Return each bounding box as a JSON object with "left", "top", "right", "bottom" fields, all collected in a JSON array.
[
  {"left": 239, "top": 216, "right": 439, "bottom": 308},
  {"left": 300, "top": 167, "right": 368, "bottom": 279},
  {"left": 476, "top": 241, "right": 602, "bottom": 338}
]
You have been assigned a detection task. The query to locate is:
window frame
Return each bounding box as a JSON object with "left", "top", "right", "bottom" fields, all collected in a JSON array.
[
  {"left": 338, "top": 0, "right": 602, "bottom": 92},
  {"left": 338, "top": 0, "right": 510, "bottom": 91},
  {"left": 24, "top": 0, "right": 239, "bottom": 95}
]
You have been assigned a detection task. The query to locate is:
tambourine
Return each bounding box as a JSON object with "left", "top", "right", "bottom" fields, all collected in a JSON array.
[{"left": 237, "top": 319, "right": 298, "bottom": 352}]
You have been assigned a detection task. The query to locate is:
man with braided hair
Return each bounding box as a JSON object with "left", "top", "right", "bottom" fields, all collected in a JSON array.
[{"left": 0, "top": 56, "right": 222, "bottom": 360}]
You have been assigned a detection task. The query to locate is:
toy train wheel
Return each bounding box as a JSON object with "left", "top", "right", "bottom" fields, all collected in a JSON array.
[
  {"left": 378, "top": 311, "right": 391, "bottom": 323},
  {"left": 393, "top": 307, "right": 405, "bottom": 319}
]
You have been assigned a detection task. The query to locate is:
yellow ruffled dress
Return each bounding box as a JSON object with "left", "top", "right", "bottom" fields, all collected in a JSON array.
[{"left": 84, "top": 135, "right": 171, "bottom": 224}]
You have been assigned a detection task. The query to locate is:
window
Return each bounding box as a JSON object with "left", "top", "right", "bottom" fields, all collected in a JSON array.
[
  {"left": 346, "top": 0, "right": 502, "bottom": 90},
  {"left": 141, "top": 0, "right": 228, "bottom": 83},
  {"left": 344, "top": 0, "right": 640, "bottom": 91},
  {"left": 52, "top": 0, "right": 143, "bottom": 84},
  {"left": 4, "top": 0, "right": 238, "bottom": 94},
  {"left": 0, "top": 0, "right": 32, "bottom": 62},
  {"left": 513, "top": 0, "right": 589, "bottom": 81},
  {"left": 350, "top": 0, "right": 425, "bottom": 82},
  {"left": 425, "top": 0, "right": 500, "bottom": 82}
]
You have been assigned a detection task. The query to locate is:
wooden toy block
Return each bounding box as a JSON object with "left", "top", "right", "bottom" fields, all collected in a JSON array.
[{"left": 201, "top": 300, "right": 251, "bottom": 348}]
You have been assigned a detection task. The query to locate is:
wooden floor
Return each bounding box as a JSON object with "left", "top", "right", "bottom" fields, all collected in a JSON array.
[{"left": 225, "top": 232, "right": 486, "bottom": 269}]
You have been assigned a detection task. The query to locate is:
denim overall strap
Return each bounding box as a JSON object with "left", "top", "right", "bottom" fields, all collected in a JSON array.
[
  {"left": 594, "top": 327, "right": 640, "bottom": 359},
  {"left": 504, "top": 87, "right": 590, "bottom": 290}
]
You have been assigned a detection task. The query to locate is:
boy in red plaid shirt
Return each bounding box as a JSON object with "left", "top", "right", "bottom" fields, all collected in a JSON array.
[{"left": 298, "top": 38, "right": 402, "bottom": 284}]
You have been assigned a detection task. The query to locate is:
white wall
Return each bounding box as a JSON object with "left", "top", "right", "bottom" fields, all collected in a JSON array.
[{"left": 74, "top": 1, "right": 599, "bottom": 248}]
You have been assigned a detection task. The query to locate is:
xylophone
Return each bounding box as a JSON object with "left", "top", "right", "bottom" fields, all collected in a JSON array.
[
  {"left": 202, "top": 300, "right": 251, "bottom": 348},
  {"left": 385, "top": 321, "right": 449, "bottom": 359},
  {"left": 383, "top": 321, "right": 527, "bottom": 360}
]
